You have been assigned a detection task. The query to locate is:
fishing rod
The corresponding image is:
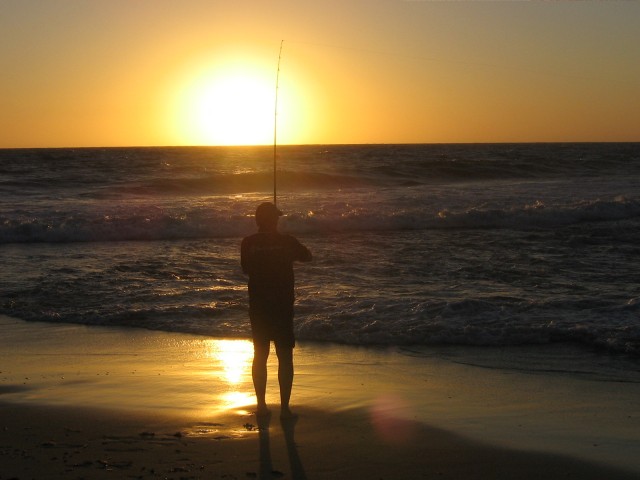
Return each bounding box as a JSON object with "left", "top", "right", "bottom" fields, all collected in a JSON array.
[{"left": 273, "top": 40, "right": 283, "bottom": 207}]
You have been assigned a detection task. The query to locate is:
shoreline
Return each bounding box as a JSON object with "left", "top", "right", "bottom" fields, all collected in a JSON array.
[{"left": 1, "top": 315, "right": 639, "bottom": 477}]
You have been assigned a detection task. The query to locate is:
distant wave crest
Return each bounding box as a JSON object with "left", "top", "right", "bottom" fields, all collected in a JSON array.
[{"left": 1, "top": 195, "right": 638, "bottom": 244}]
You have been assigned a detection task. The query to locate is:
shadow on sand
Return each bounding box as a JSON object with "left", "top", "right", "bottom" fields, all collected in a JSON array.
[{"left": 257, "top": 413, "right": 307, "bottom": 480}]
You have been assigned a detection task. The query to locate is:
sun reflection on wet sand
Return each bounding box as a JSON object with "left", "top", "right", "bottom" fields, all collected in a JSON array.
[
  {"left": 0, "top": 322, "right": 264, "bottom": 420},
  {"left": 203, "top": 339, "right": 255, "bottom": 414}
]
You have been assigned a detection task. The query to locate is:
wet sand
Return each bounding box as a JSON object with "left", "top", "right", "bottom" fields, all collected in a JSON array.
[{"left": 1, "top": 315, "right": 639, "bottom": 479}]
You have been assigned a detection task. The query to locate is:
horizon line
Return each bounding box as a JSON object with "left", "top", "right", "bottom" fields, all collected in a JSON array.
[{"left": 2, "top": 140, "right": 640, "bottom": 150}]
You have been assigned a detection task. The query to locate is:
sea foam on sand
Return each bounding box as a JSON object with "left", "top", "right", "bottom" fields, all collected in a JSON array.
[{"left": 1, "top": 315, "right": 639, "bottom": 479}]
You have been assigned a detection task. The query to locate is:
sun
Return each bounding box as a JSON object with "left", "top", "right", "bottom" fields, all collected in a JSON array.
[
  {"left": 196, "top": 69, "right": 275, "bottom": 146},
  {"left": 172, "top": 62, "right": 277, "bottom": 146},
  {"left": 166, "top": 48, "right": 314, "bottom": 146}
]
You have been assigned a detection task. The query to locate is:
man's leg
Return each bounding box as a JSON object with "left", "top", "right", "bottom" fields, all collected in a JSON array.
[
  {"left": 252, "top": 340, "right": 270, "bottom": 416},
  {"left": 275, "top": 343, "right": 294, "bottom": 417}
]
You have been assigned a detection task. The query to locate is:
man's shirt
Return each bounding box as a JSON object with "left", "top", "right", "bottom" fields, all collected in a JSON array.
[{"left": 241, "top": 231, "right": 312, "bottom": 303}]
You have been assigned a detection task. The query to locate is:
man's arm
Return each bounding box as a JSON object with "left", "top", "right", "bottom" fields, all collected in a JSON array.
[{"left": 292, "top": 237, "right": 312, "bottom": 263}]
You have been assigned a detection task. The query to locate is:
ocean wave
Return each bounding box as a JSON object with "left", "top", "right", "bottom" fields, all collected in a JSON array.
[
  {"left": 2, "top": 144, "right": 639, "bottom": 198},
  {"left": 433, "top": 195, "right": 640, "bottom": 229},
  {"left": 293, "top": 295, "right": 640, "bottom": 356},
  {"left": 4, "top": 298, "right": 638, "bottom": 356},
  {"left": 1, "top": 196, "right": 639, "bottom": 244},
  {"left": 110, "top": 171, "right": 372, "bottom": 196},
  {"left": 3, "top": 144, "right": 639, "bottom": 364}
]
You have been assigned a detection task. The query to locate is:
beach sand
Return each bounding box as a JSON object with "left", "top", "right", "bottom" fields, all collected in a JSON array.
[{"left": 1, "top": 315, "right": 639, "bottom": 479}]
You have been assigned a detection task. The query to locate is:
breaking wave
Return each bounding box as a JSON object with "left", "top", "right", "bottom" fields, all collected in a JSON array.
[{"left": 1, "top": 195, "right": 638, "bottom": 244}]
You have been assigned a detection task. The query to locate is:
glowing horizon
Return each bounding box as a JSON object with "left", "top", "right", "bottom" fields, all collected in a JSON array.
[{"left": 1, "top": 1, "right": 639, "bottom": 148}]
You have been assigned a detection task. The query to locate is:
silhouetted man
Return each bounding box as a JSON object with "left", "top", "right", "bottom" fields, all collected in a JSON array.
[{"left": 241, "top": 202, "right": 312, "bottom": 418}]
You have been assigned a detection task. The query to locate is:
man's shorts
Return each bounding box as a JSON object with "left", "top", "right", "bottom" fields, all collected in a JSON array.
[{"left": 249, "top": 299, "right": 295, "bottom": 349}]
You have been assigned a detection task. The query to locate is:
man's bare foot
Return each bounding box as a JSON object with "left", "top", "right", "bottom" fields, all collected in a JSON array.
[
  {"left": 280, "top": 406, "right": 297, "bottom": 419},
  {"left": 256, "top": 404, "right": 271, "bottom": 417}
]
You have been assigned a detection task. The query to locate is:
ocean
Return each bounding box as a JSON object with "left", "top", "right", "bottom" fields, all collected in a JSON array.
[{"left": 1, "top": 143, "right": 639, "bottom": 364}]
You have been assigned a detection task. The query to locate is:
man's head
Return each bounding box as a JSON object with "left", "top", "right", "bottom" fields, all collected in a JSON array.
[{"left": 255, "top": 202, "right": 282, "bottom": 230}]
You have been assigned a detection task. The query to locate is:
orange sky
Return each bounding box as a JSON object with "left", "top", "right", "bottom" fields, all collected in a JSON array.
[{"left": 1, "top": 1, "right": 639, "bottom": 148}]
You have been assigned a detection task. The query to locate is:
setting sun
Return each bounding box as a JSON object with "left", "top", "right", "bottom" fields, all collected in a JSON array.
[
  {"left": 172, "top": 61, "right": 275, "bottom": 145},
  {"left": 189, "top": 67, "right": 274, "bottom": 146},
  {"left": 168, "top": 51, "right": 308, "bottom": 147}
]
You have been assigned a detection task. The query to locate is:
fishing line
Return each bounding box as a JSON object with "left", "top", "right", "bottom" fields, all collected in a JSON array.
[
  {"left": 285, "top": 39, "right": 625, "bottom": 86},
  {"left": 288, "top": 39, "right": 507, "bottom": 76},
  {"left": 273, "top": 39, "right": 284, "bottom": 207}
]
